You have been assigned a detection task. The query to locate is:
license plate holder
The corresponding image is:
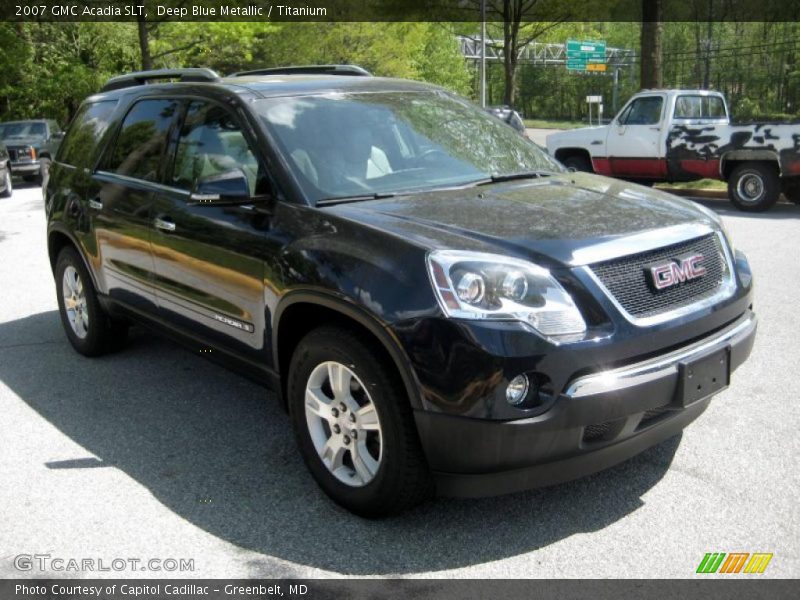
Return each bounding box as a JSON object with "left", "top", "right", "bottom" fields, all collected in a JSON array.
[{"left": 677, "top": 347, "right": 730, "bottom": 406}]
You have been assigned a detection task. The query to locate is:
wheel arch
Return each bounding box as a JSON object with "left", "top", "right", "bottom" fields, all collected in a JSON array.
[
  {"left": 554, "top": 147, "right": 593, "bottom": 164},
  {"left": 273, "top": 292, "right": 423, "bottom": 412},
  {"left": 47, "top": 228, "right": 100, "bottom": 290},
  {"left": 720, "top": 151, "right": 781, "bottom": 179}
]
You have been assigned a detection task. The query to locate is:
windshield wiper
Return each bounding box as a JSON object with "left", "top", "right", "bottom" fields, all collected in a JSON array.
[
  {"left": 479, "top": 170, "right": 554, "bottom": 185},
  {"left": 316, "top": 191, "right": 397, "bottom": 207}
]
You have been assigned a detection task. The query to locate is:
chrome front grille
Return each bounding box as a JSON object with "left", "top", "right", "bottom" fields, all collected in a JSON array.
[{"left": 590, "top": 233, "right": 729, "bottom": 320}]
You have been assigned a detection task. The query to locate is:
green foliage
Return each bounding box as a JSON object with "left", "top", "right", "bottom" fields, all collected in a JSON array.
[
  {"left": 251, "top": 22, "right": 470, "bottom": 93},
  {"left": 0, "top": 23, "right": 138, "bottom": 124},
  {"left": 2, "top": 20, "right": 797, "bottom": 126}
]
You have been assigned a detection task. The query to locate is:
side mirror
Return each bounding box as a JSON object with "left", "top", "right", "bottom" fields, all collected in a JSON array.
[
  {"left": 51, "top": 132, "right": 65, "bottom": 141},
  {"left": 190, "top": 169, "right": 251, "bottom": 205}
]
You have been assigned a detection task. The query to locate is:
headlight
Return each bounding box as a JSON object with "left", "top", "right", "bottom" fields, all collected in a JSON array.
[{"left": 427, "top": 250, "right": 586, "bottom": 337}]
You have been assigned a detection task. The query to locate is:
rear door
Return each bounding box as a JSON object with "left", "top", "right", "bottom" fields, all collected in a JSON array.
[
  {"left": 91, "top": 98, "right": 180, "bottom": 313},
  {"left": 149, "top": 99, "right": 269, "bottom": 357},
  {"left": 606, "top": 94, "right": 667, "bottom": 178}
]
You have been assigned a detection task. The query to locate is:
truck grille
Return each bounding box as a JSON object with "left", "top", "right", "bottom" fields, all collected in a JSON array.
[
  {"left": 7, "top": 148, "right": 18, "bottom": 161},
  {"left": 590, "top": 234, "right": 727, "bottom": 319}
]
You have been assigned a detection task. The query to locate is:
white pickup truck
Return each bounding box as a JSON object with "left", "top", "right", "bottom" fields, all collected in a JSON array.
[{"left": 546, "top": 89, "right": 800, "bottom": 211}]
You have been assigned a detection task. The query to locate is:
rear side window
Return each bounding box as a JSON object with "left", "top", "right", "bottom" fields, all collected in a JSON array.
[
  {"left": 674, "top": 95, "right": 727, "bottom": 120},
  {"left": 105, "top": 99, "right": 179, "bottom": 182},
  {"left": 57, "top": 100, "right": 118, "bottom": 167}
]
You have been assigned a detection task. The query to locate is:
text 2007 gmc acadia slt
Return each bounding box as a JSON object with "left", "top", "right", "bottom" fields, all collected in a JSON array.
[{"left": 44, "top": 67, "right": 757, "bottom": 516}]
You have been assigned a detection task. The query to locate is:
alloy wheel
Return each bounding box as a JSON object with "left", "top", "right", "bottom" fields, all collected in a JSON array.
[
  {"left": 304, "top": 361, "right": 383, "bottom": 487},
  {"left": 62, "top": 265, "right": 89, "bottom": 339}
]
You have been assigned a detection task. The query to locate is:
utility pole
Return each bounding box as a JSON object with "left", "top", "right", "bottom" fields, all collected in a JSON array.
[{"left": 479, "top": 0, "right": 486, "bottom": 107}]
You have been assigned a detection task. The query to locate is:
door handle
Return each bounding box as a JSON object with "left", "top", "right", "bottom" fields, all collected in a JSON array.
[
  {"left": 649, "top": 126, "right": 661, "bottom": 131},
  {"left": 88, "top": 198, "right": 103, "bottom": 210},
  {"left": 154, "top": 217, "right": 176, "bottom": 233}
]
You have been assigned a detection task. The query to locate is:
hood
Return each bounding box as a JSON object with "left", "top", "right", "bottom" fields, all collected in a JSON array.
[
  {"left": 546, "top": 125, "right": 608, "bottom": 153},
  {"left": 324, "top": 173, "right": 717, "bottom": 267}
]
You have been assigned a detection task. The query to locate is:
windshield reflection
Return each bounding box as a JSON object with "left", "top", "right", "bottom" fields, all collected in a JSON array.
[{"left": 255, "top": 91, "right": 562, "bottom": 204}]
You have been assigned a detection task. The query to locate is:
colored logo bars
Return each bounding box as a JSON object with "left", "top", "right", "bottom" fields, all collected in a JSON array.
[{"left": 696, "top": 552, "right": 773, "bottom": 574}]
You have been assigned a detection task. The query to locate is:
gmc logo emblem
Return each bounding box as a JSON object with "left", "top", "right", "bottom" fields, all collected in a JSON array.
[{"left": 648, "top": 254, "right": 706, "bottom": 290}]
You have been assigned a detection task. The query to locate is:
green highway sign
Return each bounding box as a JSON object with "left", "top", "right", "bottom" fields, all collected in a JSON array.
[{"left": 566, "top": 39, "right": 606, "bottom": 72}]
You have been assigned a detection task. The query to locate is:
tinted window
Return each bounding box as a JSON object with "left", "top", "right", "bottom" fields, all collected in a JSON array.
[
  {"left": 57, "top": 100, "right": 118, "bottom": 167},
  {"left": 620, "top": 97, "right": 663, "bottom": 125},
  {"left": 106, "top": 99, "right": 178, "bottom": 181},
  {"left": 674, "top": 95, "right": 727, "bottom": 120},
  {"left": 171, "top": 101, "right": 261, "bottom": 194}
]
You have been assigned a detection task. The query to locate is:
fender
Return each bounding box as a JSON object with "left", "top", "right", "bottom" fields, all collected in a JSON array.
[
  {"left": 720, "top": 149, "right": 782, "bottom": 177},
  {"left": 273, "top": 290, "right": 424, "bottom": 410},
  {"left": 46, "top": 223, "right": 101, "bottom": 291}
]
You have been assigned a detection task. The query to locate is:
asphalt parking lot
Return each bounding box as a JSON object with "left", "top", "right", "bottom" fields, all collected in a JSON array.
[{"left": 1, "top": 183, "right": 798, "bottom": 579}]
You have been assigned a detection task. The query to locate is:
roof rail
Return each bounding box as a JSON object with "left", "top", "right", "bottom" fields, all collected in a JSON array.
[
  {"left": 230, "top": 65, "right": 372, "bottom": 78},
  {"left": 101, "top": 68, "right": 221, "bottom": 92}
]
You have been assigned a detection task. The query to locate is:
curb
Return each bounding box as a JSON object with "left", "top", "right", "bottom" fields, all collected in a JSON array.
[{"left": 656, "top": 188, "right": 728, "bottom": 199}]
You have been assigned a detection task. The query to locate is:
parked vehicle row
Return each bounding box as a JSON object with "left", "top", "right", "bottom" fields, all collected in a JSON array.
[
  {"left": 547, "top": 89, "right": 800, "bottom": 211},
  {"left": 45, "top": 67, "right": 756, "bottom": 516},
  {"left": 0, "top": 119, "right": 63, "bottom": 189}
]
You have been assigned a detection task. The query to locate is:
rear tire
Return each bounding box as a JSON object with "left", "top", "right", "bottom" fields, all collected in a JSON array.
[
  {"left": 727, "top": 162, "right": 780, "bottom": 212},
  {"left": 55, "top": 247, "right": 128, "bottom": 356},
  {"left": 562, "top": 154, "right": 593, "bottom": 173},
  {"left": 0, "top": 170, "right": 11, "bottom": 198},
  {"left": 287, "top": 326, "right": 433, "bottom": 517}
]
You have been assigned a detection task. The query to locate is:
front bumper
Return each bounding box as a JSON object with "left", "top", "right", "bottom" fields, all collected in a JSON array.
[
  {"left": 415, "top": 310, "right": 757, "bottom": 497},
  {"left": 9, "top": 160, "right": 41, "bottom": 174}
]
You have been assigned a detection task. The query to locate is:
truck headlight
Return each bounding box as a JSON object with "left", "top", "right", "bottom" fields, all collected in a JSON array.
[{"left": 427, "top": 250, "right": 586, "bottom": 337}]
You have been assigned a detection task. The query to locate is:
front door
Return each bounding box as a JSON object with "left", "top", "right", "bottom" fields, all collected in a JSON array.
[
  {"left": 149, "top": 99, "right": 270, "bottom": 358},
  {"left": 606, "top": 94, "right": 667, "bottom": 179}
]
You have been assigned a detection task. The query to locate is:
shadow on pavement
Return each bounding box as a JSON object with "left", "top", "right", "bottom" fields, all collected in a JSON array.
[{"left": 0, "top": 311, "right": 681, "bottom": 575}]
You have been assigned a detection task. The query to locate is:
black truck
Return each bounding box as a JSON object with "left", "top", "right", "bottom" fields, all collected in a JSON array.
[
  {"left": 45, "top": 68, "right": 757, "bottom": 516},
  {"left": 0, "top": 119, "right": 63, "bottom": 185}
]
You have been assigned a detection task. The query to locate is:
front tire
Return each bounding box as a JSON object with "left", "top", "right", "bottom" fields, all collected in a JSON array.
[
  {"left": 728, "top": 162, "right": 780, "bottom": 212},
  {"left": 55, "top": 247, "right": 128, "bottom": 356},
  {"left": 0, "top": 170, "right": 11, "bottom": 198},
  {"left": 562, "top": 154, "right": 593, "bottom": 173},
  {"left": 288, "top": 326, "right": 433, "bottom": 517},
  {"left": 36, "top": 158, "right": 51, "bottom": 187}
]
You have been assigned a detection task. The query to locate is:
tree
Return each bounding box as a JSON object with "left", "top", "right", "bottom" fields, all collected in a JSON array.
[
  {"left": 640, "top": 0, "right": 663, "bottom": 89},
  {"left": 457, "top": 1, "right": 568, "bottom": 107}
]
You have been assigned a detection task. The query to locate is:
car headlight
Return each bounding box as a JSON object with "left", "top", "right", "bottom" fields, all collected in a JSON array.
[{"left": 427, "top": 250, "right": 586, "bottom": 337}]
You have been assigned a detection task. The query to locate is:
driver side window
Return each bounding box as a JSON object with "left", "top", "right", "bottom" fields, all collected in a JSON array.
[
  {"left": 620, "top": 97, "right": 663, "bottom": 125},
  {"left": 171, "top": 101, "right": 260, "bottom": 195}
]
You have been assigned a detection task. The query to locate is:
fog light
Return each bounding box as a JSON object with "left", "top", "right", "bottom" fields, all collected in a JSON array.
[{"left": 506, "top": 374, "right": 530, "bottom": 406}]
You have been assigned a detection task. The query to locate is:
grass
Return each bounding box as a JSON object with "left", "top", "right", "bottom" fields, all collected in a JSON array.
[
  {"left": 523, "top": 119, "right": 586, "bottom": 130},
  {"left": 656, "top": 179, "right": 727, "bottom": 192}
]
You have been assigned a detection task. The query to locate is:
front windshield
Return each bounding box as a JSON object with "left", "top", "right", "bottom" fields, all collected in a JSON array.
[
  {"left": 0, "top": 122, "right": 46, "bottom": 140},
  {"left": 254, "top": 90, "right": 562, "bottom": 204}
]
